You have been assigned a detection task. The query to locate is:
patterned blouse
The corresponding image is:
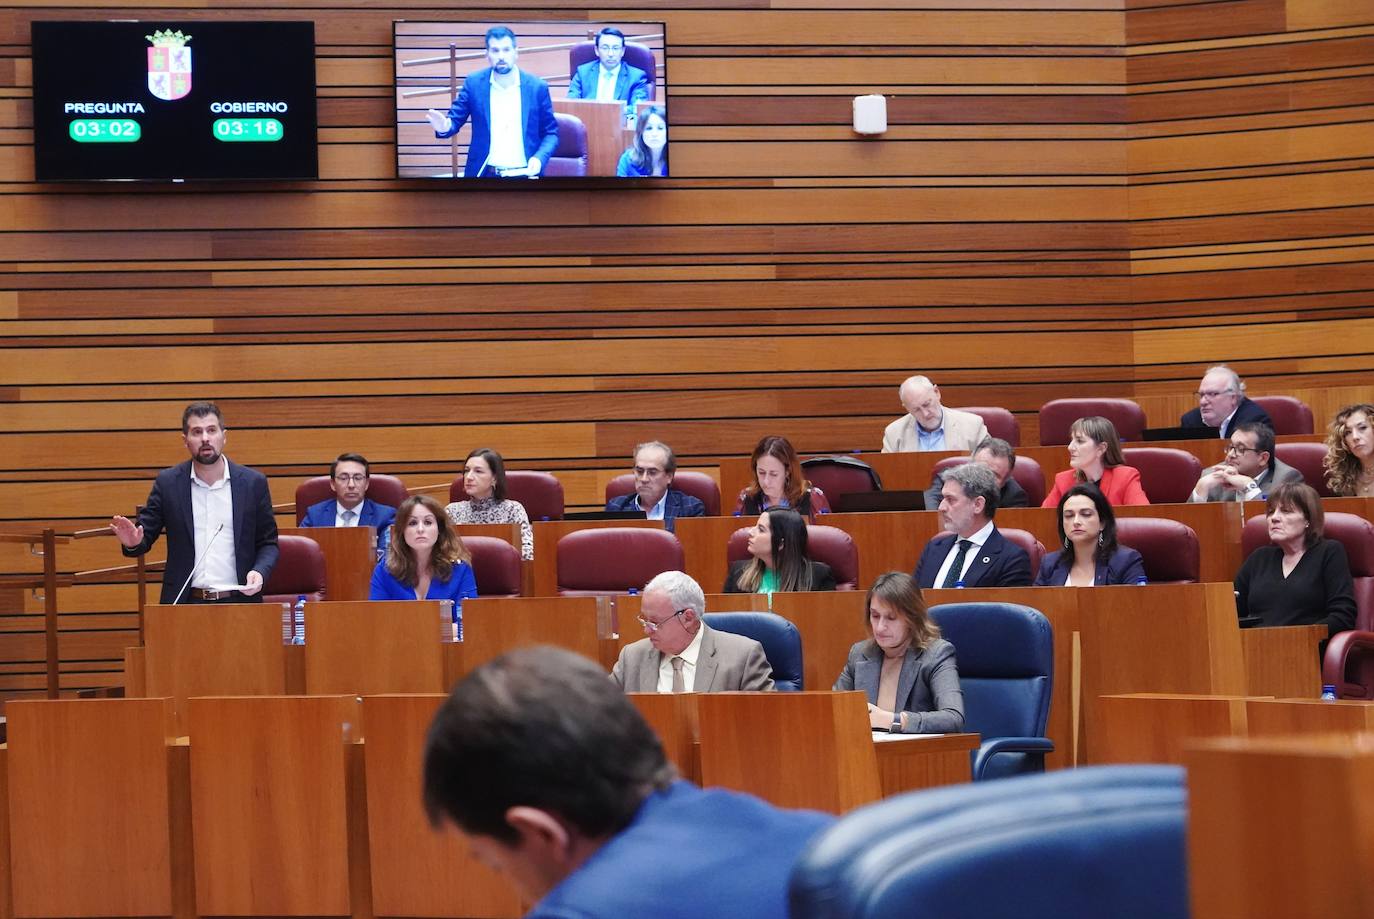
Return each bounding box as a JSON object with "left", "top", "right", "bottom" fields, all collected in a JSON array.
[{"left": 445, "top": 497, "right": 534, "bottom": 560}]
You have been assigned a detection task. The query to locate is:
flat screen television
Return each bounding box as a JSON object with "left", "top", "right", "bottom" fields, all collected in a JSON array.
[
  {"left": 30, "top": 20, "right": 318, "bottom": 181},
  {"left": 393, "top": 20, "right": 668, "bottom": 180}
]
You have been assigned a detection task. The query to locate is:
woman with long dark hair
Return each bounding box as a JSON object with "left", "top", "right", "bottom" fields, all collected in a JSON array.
[
  {"left": 724, "top": 508, "right": 836, "bottom": 593},
  {"left": 616, "top": 105, "right": 668, "bottom": 177},
  {"left": 1033, "top": 483, "right": 1146, "bottom": 586},
  {"left": 370, "top": 495, "right": 478, "bottom": 636}
]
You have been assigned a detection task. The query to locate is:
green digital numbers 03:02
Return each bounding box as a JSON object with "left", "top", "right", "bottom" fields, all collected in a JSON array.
[
  {"left": 212, "top": 118, "right": 284, "bottom": 142},
  {"left": 68, "top": 119, "right": 141, "bottom": 143}
]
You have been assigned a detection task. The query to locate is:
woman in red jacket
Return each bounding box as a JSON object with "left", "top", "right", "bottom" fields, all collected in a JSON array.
[{"left": 1041, "top": 415, "right": 1149, "bottom": 507}]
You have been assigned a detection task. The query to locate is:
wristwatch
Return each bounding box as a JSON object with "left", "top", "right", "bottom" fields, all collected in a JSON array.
[{"left": 891, "top": 713, "right": 903, "bottom": 733}]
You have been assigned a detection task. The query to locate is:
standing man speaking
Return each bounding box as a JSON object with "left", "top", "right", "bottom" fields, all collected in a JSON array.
[{"left": 110, "top": 401, "right": 278, "bottom": 603}]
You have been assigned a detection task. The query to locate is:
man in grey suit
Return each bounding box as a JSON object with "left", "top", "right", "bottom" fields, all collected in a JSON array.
[
  {"left": 612, "top": 571, "right": 774, "bottom": 692},
  {"left": 1189, "top": 422, "right": 1302, "bottom": 502}
]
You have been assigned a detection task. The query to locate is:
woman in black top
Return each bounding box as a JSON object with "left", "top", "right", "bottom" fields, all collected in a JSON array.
[
  {"left": 1234, "top": 482, "right": 1356, "bottom": 636},
  {"left": 724, "top": 508, "right": 836, "bottom": 593}
]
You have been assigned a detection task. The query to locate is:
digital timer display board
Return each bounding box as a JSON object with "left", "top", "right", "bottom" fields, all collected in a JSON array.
[{"left": 31, "top": 21, "right": 318, "bottom": 181}]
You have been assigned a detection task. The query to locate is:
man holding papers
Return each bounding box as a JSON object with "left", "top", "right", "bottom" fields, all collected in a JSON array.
[{"left": 110, "top": 401, "right": 278, "bottom": 603}]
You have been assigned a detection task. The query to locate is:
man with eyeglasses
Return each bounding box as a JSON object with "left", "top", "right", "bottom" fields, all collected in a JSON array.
[
  {"left": 1189, "top": 422, "right": 1303, "bottom": 502},
  {"left": 301, "top": 453, "right": 396, "bottom": 550},
  {"left": 611, "top": 570, "right": 774, "bottom": 692},
  {"left": 604, "top": 441, "right": 705, "bottom": 532},
  {"left": 1181, "top": 365, "right": 1273, "bottom": 437}
]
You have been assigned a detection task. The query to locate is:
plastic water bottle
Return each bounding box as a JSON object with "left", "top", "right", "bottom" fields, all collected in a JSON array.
[
  {"left": 627, "top": 588, "right": 638, "bottom": 596},
  {"left": 1135, "top": 575, "right": 1148, "bottom": 586},
  {"left": 1321, "top": 684, "right": 1338, "bottom": 702},
  {"left": 291, "top": 595, "right": 306, "bottom": 645}
]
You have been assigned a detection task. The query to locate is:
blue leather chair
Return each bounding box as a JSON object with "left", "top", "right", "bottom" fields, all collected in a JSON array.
[
  {"left": 788, "top": 765, "right": 1189, "bottom": 919},
  {"left": 702, "top": 612, "right": 804, "bottom": 691},
  {"left": 928, "top": 602, "right": 1053, "bottom": 780}
]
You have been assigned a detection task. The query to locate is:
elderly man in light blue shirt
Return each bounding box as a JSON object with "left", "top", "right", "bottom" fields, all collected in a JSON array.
[{"left": 882, "top": 375, "right": 989, "bottom": 453}]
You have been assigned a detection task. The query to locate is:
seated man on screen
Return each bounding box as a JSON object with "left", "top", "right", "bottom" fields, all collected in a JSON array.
[
  {"left": 612, "top": 571, "right": 774, "bottom": 692},
  {"left": 425, "top": 27, "right": 559, "bottom": 178},
  {"left": 300, "top": 452, "right": 396, "bottom": 550},
  {"left": 882, "top": 375, "right": 989, "bottom": 452},
  {"left": 1189, "top": 422, "right": 1302, "bottom": 502},
  {"left": 566, "top": 28, "right": 650, "bottom": 107},
  {"left": 1181, "top": 364, "right": 1272, "bottom": 437},
  {"left": 423, "top": 646, "right": 832, "bottom": 919},
  {"left": 914, "top": 462, "right": 1032, "bottom": 589},
  {"left": 604, "top": 441, "right": 705, "bottom": 533},
  {"left": 923, "top": 436, "right": 1029, "bottom": 511}
]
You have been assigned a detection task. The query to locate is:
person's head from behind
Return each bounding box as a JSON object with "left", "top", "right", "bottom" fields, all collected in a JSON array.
[
  {"left": 631, "top": 106, "right": 668, "bottom": 170},
  {"left": 387, "top": 495, "right": 468, "bottom": 582},
  {"left": 1225, "top": 422, "right": 1275, "bottom": 479},
  {"left": 1195, "top": 364, "right": 1244, "bottom": 428},
  {"left": 181, "top": 400, "right": 226, "bottom": 466},
  {"left": 631, "top": 441, "right": 675, "bottom": 509},
  {"left": 423, "top": 646, "right": 675, "bottom": 901},
  {"left": 484, "top": 26, "right": 518, "bottom": 74},
  {"left": 637, "top": 570, "right": 705, "bottom": 655},
  {"left": 1067, "top": 416, "right": 1125, "bottom": 478},
  {"left": 594, "top": 27, "right": 625, "bottom": 70},
  {"left": 1056, "top": 483, "right": 1117, "bottom": 562},
  {"left": 463, "top": 447, "right": 508, "bottom": 501},
  {"left": 330, "top": 452, "right": 371, "bottom": 510},
  {"left": 750, "top": 434, "right": 805, "bottom": 505},
  {"left": 864, "top": 571, "right": 940, "bottom": 656},
  {"left": 971, "top": 436, "right": 1016, "bottom": 489},
  {"left": 938, "top": 461, "right": 999, "bottom": 537},
  {"left": 1264, "top": 482, "right": 1323, "bottom": 550}
]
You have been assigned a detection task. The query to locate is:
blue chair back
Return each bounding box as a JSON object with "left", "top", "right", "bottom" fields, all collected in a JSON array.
[
  {"left": 703, "top": 612, "right": 804, "bottom": 691},
  {"left": 929, "top": 602, "right": 1053, "bottom": 779},
  {"left": 789, "top": 765, "right": 1189, "bottom": 919}
]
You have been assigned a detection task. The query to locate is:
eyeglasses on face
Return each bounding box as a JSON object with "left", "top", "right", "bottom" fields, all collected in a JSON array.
[
  {"left": 637, "top": 608, "right": 689, "bottom": 633},
  {"left": 335, "top": 474, "right": 368, "bottom": 484},
  {"left": 1225, "top": 443, "right": 1259, "bottom": 456},
  {"left": 1195, "top": 389, "right": 1234, "bottom": 401}
]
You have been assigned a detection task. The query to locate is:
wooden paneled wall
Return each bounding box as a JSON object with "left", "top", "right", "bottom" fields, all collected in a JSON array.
[{"left": 0, "top": 0, "right": 1370, "bottom": 695}]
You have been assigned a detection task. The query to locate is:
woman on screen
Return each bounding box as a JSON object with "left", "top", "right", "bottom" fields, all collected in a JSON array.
[{"left": 617, "top": 106, "right": 668, "bottom": 177}]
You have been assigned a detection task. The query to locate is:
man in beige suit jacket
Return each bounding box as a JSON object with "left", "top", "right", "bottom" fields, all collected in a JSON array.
[
  {"left": 612, "top": 571, "right": 774, "bottom": 692},
  {"left": 882, "top": 375, "right": 989, "bottom": 453}
]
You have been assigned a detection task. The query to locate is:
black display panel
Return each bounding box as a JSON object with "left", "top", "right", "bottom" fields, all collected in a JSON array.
[{"left": 31, "top": 21, "right": 318, "bottom": 181}]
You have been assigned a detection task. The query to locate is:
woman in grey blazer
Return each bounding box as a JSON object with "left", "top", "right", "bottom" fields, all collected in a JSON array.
[{"left": 834, "top": 571, "right": 964, "bottom": 734}]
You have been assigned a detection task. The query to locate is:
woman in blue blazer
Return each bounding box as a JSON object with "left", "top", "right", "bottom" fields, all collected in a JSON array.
[
  {"left": 834, "top": 572, "right": 964, "bottom": 733},
  {"left": 1033, "top": 484, "right": 1146, "bottom": 586},
  {"left": 370, "top": 495, "right": 478, "bottom": 637}
]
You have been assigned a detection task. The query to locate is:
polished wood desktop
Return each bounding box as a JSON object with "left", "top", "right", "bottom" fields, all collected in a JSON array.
[
  {"left": 303, "top": 599, "right": 450, "bottom": 695},
  {"left": 280, "top": 525, "right": 375, "bottom": 602},
  {"left": 554, "top": 98, "right": 632, "bottom": 176}
]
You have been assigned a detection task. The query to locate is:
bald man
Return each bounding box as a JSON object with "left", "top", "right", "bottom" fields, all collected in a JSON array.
[{"left": 882, "top": 375, "right": 989, "bottom": 453}]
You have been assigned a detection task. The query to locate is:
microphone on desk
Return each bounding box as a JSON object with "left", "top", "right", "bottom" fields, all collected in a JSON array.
[{"left": 172, "top": 523, "right": 225, "bottom": 605}]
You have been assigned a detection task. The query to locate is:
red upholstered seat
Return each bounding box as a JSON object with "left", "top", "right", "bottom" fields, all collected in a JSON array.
[
  {"left": 999, "top": 528, "right": 1046, "bottom": 574},
  {"left": 1121, "top": 448, "right": 1204, "bottom": 504},
  {"left": 507, "top": 471, "right": 565, "bottom": 521},
  {"left": 1274, "top": 442, "right": 1336, "bottom": 497},
  {"left": 294, "top": 474, "right": 408, "bottom": 524},
  {"left": 801, "top": 456, "right": 882, "bottom": 498},
  {"left": 464, "top": 536, "right": 522, "bottom": 597},
  {"left": 1116, "top": 517, "right": 1199, "bottom": 584},
  {"left": 726, "top": 524, "right": 859, "bottom": 590},
  {"left": 960, "top": 406, "right": 1021, "bottom": 447},
  {"left": 1243, "top": 513, "right": 1374, "bottom": 698},
  {"left": 1252, "top": 396, "right": 1314, "bottom": 435},
  {"left": 605, "top": 471, "right": 722, "bottom": 517},
  {"left": 1038, "top": 399, "right": 1145, "bottom": 446},
  {"left": 544, "top": 113, "right": 588, "bottom": 177},
  {"left": 932, "top": 455, "right": 1045, "bottom": 509},
  {"left": 555, "top": 527, "right": 684, "bottom": 596},
  {"left": 568, "top": 40, "right": 657, "bottom": 100},
  {"left": 262, "top": 535, "right": 327, "bottom": 605}
]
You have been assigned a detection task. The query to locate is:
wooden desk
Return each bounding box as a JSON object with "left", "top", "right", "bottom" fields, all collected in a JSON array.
[
  {"left": 1239, "top": 624, "right": 1326, "bottom": 699},
  {"left": 455, "top": 596, "right": 608, "bottom": 681},
  {"left": 361, "top": 694, "right": 522, "bottom": 918},
  {"left": 304, "top": 600, "right": 450, "bottom": 695},
  {"left": 1246, "top": 696, "right": 1374, "bottom": 735},
  {"left": 281, "top": 526, "right": 374, "bottom": 602},
  {"left": 628, "top": 691, "right": 702, "bottom": 783},
  {"left": 873, "top": 731, "right": 977, "bottom": 794},
  {"left": 554, "top": 98, "right": 630, "bottom": 176},
  {"left": 188, "top": 695, "right": 360, "bottom": 917},
  {"left": 1096, "top": 692, "right": 1251, "bottom": 765},
  {"left": 1187, "top": 733, "right": 1374, "bottom": 918}
]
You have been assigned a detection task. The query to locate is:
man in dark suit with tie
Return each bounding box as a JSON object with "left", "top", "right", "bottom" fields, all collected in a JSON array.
[
  {"left": 604, "top": 441, "right": 705, "bottom": 532},
  {"left": 110, "top": 401, "right": 278, "bottom": 603},
  {"left": 300, "top": 452, "right": 396, "bottom": 549},
  {"left": 914, "top": 462, "right": 1032, "bottom": 589},
  {"left": 1180, "top": 365, "right": 1273, "bottom": 437},
  {"left": 425, "top": 26, "right": 560, "bottom": 178},
  {"left": 566, "top": 27, "right": 651, "bottom": 106}
]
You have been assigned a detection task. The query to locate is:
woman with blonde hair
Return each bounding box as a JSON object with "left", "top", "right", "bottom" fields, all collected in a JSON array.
[
  {"left": 1323, "top": 402, "right": 1374, "bottom": 497},
  {"left": 833, "top": 571, "right": 964, "bottom": 734}
]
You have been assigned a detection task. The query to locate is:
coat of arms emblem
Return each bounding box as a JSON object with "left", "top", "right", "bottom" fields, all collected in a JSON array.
[{"left": 146, "top": 29, "right": 192, "bottom": 101}]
